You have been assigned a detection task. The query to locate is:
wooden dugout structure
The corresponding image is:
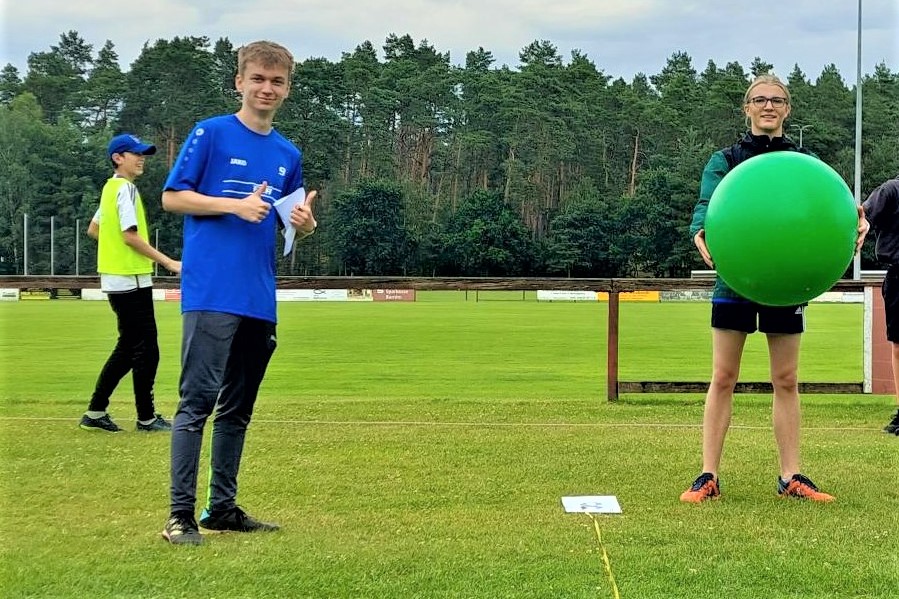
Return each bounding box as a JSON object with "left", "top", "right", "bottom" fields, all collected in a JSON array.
[{"left": 0, "top": 275, "right": 890, "bottom": 401}]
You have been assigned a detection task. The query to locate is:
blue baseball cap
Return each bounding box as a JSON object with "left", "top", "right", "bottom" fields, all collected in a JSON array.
[{"left": 107, "top": 133, "right": 157, "bottom": 158}]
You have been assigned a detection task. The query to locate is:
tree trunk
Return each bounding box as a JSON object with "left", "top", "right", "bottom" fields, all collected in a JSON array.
[
  {"left": 167, "top": 124, "right": 176, "bottom": 169},
  {"left": 628, "top": 131, "right": 639, "bottom": 197},
  {"left": 452, "top": 138, "right": 461, "bottom": 209},
  {"left": 503, "top": 147, "right": 515, "bottom": 203}
]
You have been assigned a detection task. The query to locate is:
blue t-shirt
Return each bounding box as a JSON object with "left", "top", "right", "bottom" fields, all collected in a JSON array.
[{"left": 164, "top": 114, "right": 303, "bottom": 322}]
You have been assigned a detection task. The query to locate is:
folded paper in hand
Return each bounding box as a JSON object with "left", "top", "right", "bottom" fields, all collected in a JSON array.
[{"left": 272, "top": 187, "right": 305, "bottom": 256}]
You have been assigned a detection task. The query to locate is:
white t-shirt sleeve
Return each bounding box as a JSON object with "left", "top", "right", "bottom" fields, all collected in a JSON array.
[
  {"left": 116, "top": 181, "right": 139, "bottom": 231},
  {"left": 92, "top": 207, "right": 101, "bottom": 224}
]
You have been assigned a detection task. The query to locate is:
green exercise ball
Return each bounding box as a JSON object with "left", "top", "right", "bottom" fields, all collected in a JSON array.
[{"left": 704, "top": 152, "right": 858, "bottom": 306}]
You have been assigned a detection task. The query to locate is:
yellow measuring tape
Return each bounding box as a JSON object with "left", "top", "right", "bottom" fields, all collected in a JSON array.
[{"left": 588, "top": 513, "right": 620, "bottom": 599}]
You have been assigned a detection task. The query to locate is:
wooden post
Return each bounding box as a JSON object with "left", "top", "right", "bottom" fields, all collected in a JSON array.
[{"left": 607, "top": 290, "right": 620, "bottom": 401}]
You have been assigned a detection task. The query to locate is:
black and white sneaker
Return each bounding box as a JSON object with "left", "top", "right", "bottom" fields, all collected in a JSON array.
[
  {"left": 162, "top": 512, "right": 203, "bottom": 545},
  {"left": 199, "top": 506, "right": 280, "bottom": 532},
  {"left": 136, "top": 414, "right": 172, "bottom": 432},
  {"left": 79, "top": 414, "right": 123, "bottom": 433}
]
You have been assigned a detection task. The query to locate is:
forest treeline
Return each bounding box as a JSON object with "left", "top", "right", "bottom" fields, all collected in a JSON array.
[{"left": 1, "top": 31, "right": 897, "bottom": 276}]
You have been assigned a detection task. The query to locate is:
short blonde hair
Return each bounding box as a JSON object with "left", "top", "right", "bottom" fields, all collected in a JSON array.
[
  {"left": 237, "top": 41, "right": 295, "bottom": 78},
  {"left": 743, "top": 74, "right": 791, "bottom": 105}
]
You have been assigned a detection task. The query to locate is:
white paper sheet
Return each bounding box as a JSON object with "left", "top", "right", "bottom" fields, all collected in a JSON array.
[
  {"left": 561, "top": 496, "right": 622, "bottom": 514},
  {"left": 273, "top": 186, "right": 305, "bottom": 256}
]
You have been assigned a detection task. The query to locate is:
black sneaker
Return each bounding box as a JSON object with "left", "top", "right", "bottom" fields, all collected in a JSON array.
[
  {"left": 136, "top": 414, "right": 172, "bottom": 432},
  {"left": 885, "top": 409, "right": 899, "bottom": 435},
  {"left": 79, "top": 414, "right": 123, "bottom": 433},
  {"left": 162, "top": 512, "right": 203, "bottom": 545},
  {"left": 199, "top": 506, "right": 280, "bottom": 532}
]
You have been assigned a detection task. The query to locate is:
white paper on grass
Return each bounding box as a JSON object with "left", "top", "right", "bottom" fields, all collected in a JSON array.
[
  {"left": 561, "top": 496, "right": 622, "bottom": 514},
  {"left": 272, "top": 187, "right": 305, "bottom": 256}
]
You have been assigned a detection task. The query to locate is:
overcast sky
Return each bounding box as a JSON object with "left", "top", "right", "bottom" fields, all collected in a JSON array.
[{"left": 1, "top": 0, "right": 897, "bottom": 81}]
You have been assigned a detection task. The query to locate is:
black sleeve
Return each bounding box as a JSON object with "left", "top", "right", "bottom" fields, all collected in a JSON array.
[{"left": 863, "top": 179, "right": 899, "bottom": 233}]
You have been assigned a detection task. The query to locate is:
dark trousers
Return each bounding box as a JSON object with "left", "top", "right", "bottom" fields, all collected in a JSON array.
[
  {"left": 882, "top": 265, "right": 899, "bottom": 342},
  {"left": 89, "top": 286, "right": 159, "bottom": 421},
  {"left": 169, "top": 311, "right": 276, "bottom": 515}
]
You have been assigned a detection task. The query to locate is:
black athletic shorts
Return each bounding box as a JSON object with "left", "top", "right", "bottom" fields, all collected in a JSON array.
[
  {"left": 882, "top": 266, "right": 899, "bottom": 342},
  {"left": 711, "top": 301, "right": 805, "bottom": 334}
]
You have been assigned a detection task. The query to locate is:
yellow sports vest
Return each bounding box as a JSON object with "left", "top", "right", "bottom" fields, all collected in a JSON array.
[{"left": 96, "top": 177, "right": 153, "bottom": 275}]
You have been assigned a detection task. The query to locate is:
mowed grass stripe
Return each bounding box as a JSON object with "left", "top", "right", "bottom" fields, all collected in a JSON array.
[{"left": 1, "top": 295, "right": 896, "bottom": 598}]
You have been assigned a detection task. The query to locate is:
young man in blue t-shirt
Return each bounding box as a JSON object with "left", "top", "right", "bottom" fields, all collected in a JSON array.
[{"left": 160, "top": 40, "right": 317, "bottom": 545}]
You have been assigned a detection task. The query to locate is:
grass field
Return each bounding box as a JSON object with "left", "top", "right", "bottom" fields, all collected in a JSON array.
[{"left": 1, "top": 294, "right": 897, "bottom": 598}]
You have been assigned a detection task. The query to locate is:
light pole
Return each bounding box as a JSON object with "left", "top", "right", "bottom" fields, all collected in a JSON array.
[
  {"left": 790, "top": 123, "right": 813, "bottom": 148},
  {"left": 853, "top": 0, "right": 863, "bottom": 279}
]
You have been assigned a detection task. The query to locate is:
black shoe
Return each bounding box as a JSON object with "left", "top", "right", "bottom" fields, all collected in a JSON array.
[
  {"left": 136, "top": 414, "right": 172, "bottom": 432},
  {"left": 79, "top": 414, "right": 123, "bottom": 433},
  {"left": 199, "top": 506, "right": 280, "bottom": 532},
  {"left": 885, "top": 409, "right": 899, "bottom": 435},
  {"left": 162, "top": 512, "right": 203, "bottom": 545}
]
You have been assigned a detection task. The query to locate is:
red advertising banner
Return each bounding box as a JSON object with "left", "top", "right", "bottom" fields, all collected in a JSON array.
[{"left": 371, "top": 289, "right": 416, "bottom": 302}]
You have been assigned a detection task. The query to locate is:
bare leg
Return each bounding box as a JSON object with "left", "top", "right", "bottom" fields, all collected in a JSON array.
[
  {"left": 767, "top": 333, "right": 802, "bottom": 479},
  {"left": 701, "top": 328, "right": 747, "bottom": 476}
]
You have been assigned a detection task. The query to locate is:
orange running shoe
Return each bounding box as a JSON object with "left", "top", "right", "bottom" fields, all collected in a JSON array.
[
  {"left": 680, "top": 472, "right": 720, "bottom": 503},
  {"left": 777, "top": 474, "right": 835, "bottom": 502}
]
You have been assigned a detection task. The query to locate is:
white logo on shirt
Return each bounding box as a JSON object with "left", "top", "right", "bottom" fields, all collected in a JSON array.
[
  {"left": 230, "top": 158, "right": 248, "bottom": 166},
  {"left": 278, "top": 166, "right": 286, "bottom": 176}
]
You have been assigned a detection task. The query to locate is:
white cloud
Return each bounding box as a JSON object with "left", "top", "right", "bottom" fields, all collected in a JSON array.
[{"left": 0, "top": 0, "right": 895, "bottom": 79}]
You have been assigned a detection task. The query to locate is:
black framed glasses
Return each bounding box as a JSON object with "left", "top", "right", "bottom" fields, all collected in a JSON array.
[{"left": 748, "top": 96, "right": 789, "bottom": 107}]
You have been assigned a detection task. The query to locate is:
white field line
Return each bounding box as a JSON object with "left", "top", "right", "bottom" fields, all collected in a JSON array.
[{"left": 0, "top": 416, "right": 883, "bottom": 432}]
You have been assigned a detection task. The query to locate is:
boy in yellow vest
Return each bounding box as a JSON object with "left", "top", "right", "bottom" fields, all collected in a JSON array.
[{"left": 80, "top": 134, "right": 181, "bottom": 433}]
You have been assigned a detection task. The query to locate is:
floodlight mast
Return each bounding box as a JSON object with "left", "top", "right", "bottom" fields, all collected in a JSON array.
[{"left": 852, "top": 0, "right": 863, "bottom": 280}]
